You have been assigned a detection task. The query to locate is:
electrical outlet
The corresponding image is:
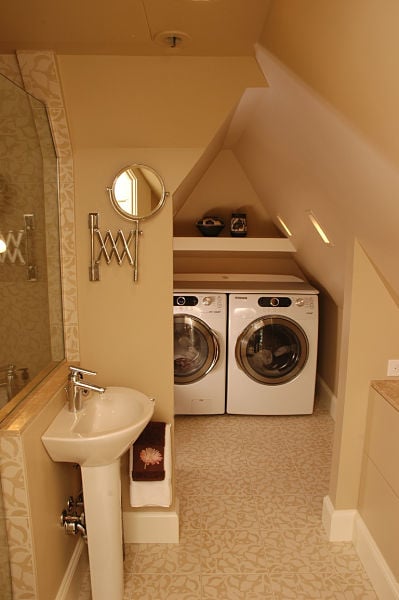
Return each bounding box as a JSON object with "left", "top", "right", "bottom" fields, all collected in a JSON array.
[{"left": 387, "top": 359, "right": 399, "bottom": 376}]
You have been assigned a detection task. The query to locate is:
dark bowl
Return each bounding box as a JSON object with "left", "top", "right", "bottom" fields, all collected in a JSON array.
[{"left": 196, "top": 223, "right": 225, "bottom": 237}]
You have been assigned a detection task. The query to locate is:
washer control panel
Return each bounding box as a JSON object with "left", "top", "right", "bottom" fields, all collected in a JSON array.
[
  {"left": 174, "top": 295, "right": 198, "bottom": 307},
  {"left": 173, "top": 294, "right": 224, "bottom": 312}
]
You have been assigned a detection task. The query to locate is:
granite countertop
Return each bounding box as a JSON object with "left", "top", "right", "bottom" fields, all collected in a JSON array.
[{"left": 371, "top": 380, "right": 399, "bottom": 412}]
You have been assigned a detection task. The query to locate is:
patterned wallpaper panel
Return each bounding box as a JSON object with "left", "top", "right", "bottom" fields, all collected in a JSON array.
[{"left": 16, "top": 49, "right": 79, "bottom": 362}]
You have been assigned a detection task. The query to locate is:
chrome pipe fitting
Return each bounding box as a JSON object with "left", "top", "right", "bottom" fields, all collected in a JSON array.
[{"left": 61, "top": 494, "right": 87, "bottom": 541}]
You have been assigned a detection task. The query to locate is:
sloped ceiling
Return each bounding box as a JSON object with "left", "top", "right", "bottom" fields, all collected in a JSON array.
[
  {"left": 229, "top": 43, "right": 399, "bottom": 305},
  {"left": 261, "top": 0, "right": 399, "bottom": 168},
  {"left": 251, "top": 0, "right": 399, "bottom": 304}
]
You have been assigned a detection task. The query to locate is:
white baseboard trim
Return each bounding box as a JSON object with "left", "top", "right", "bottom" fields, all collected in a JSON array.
[
  {"left": 316, "top": 375, "right": 337, "bottom": 421},
  {"left": 55, "top": 537, "right": 87, "bottom": 600},
  {"left": 123, "top": 500, "right": 179, "bottom": 543},
  {"left": 354, "top": 514, "right": 399, "bottom": 600},
  {"left": 322, "top": 495, "right": 356, "bottom": 541},
  {"left": 323, "top": 496, "right": 399, "bottom": 599}
]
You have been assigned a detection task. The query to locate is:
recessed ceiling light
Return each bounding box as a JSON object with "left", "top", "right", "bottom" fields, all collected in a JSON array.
[
  {"left": 276, "top": 215, "right": 292, "bottom": 237},
  {"left": 307, "top": 210, "right": 333, "bottom": 246}
]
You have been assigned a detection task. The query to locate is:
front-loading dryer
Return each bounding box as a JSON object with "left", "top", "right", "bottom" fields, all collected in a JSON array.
[
  {"left": 227, "top": 286, "right": 318, "bottom": 415},
  {"left": 173, "top": 292, "right": 227, "bottom": 414}
]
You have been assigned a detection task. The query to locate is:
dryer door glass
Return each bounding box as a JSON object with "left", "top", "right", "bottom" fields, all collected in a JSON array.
[
  {"left": 174, "top": 314, "right": 219, "bottom": 384},
  {"left": 236, "top": 316, "right": 308, "bottom": 385}
]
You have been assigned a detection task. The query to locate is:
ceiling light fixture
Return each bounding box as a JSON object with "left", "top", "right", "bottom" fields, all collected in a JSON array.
[
  {"left": 154, "top": 30, "right": 191, "bottom": 49},
  {"left": 307, "top": 210, "right": 333, "bottom": 246}
]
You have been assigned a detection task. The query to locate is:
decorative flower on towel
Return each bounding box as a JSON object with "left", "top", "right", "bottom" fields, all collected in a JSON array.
[{"left": 139, "top": 447, "right": 163, "bottom": 469}]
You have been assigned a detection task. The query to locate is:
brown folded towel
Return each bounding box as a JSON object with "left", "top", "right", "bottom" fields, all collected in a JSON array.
[{"left": 132, "top": 421, "right": 166, "bottom": 481}]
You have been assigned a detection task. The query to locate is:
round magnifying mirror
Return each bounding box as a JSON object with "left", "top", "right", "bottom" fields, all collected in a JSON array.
[{"left": 107, "top": 163, "right": 167, "bottom": 221}]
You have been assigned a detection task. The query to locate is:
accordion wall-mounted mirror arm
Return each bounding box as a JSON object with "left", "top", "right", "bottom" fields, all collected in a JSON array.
[{"left": 89, "top": 164, "right": 168, "bottom": 283}]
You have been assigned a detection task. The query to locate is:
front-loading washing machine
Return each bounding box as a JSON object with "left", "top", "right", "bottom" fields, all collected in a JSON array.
[
  {"left": 173, "top": 292, "right": 227, "bottom": 414},
  {"left": 227, "top": 284, "right": 319, "bottom": 415}
]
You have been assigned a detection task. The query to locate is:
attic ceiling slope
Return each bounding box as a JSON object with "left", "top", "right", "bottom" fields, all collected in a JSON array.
[
  {"left": 260, "top": 0, "right": 399, "bottom": 170},
  {"left": 0, "top": 0, "right": 272, "bottom": 56},
  {"left": 230, "top": 45, "right": 399, "bottom": 304}
]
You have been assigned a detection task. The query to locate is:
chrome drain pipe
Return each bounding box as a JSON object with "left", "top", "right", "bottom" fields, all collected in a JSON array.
[{"left": 60, "top": 494, "right": 87, "bottom": 541}]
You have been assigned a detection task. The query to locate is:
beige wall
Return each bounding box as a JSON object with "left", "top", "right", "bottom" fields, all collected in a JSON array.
[
  {"left": 57, "top": 55, "right": 266, "bottom": 149},
  {"left": 72, "top": 148, "right": 177, "bottom": 423},
  {"left": 329, "top": 241, "right": 399, "bottom": 509}
]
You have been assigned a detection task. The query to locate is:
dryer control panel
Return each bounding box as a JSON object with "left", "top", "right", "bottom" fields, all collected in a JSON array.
[
  {"left": 258, "top": 297, "right": 292, "bottom": 308},
  {"left": 257, "top": 295, "right": 316, "bottom": 313}
]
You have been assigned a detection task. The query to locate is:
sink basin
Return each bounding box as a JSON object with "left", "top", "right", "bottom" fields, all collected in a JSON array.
[
  {"left": 42, "top": 386, "right": 155, "bottom": 467},
  {"left": 42, "top": 384, "right": 155, "bottom": 599}
]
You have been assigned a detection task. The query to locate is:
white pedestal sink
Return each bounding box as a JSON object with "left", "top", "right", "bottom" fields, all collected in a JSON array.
[{"left": 42, "top": 386, "right": 155, "bottom": 600}]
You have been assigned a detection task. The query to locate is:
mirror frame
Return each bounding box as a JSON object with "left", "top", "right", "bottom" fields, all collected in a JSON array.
[{"left": 107, "top": 163, "right": 167, "bottom": 221}]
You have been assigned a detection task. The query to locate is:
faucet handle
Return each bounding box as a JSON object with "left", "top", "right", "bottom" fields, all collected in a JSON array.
[{"left": 69, "top": 366, "right": 97, "bottom": 377}]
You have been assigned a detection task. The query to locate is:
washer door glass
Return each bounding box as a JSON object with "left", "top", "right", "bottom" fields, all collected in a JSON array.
[
  {"left": 236, "top": 316, "right": 308, "bottom": 385},
  {"left": 174, "top": 314, "right": 219, "bottom": 384}
]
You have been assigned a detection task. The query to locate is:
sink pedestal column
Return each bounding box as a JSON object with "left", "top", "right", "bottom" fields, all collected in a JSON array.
[{"left": 81, "top": 460, "right": 124, "bottom": 600}]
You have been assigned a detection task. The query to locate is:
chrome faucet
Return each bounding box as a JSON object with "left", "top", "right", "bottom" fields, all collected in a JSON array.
[
  {"left": 66, "top": 366, "right": 106, "bottom": 412},
  {"left": 0, "top": 364, "right": 29, "bottom": 401}
]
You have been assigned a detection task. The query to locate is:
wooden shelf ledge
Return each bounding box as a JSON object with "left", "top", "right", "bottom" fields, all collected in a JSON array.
[{"left": 173, "top": 237, "right": 296, "bottom": 253}]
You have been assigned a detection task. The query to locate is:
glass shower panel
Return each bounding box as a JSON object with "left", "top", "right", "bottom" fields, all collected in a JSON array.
[
  {"left": 0, "top": 73, "right": 64, "bottom": 408},
  {"left": 0, "top": 72, "right": 64, "bottom": 598}
]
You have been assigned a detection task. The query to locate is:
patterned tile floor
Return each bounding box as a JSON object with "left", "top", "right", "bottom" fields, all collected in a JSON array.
[{"left": 122, "top": 403, "right": 378, "bottom": 599}]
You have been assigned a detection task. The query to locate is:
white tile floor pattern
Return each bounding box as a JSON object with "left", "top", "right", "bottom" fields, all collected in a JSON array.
[{"left": 121, "top": 403, "right": 378, "bottom": 600}]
